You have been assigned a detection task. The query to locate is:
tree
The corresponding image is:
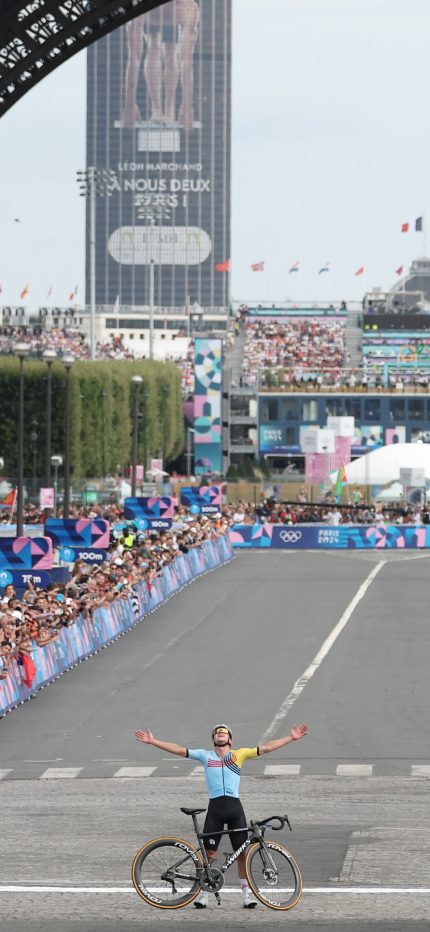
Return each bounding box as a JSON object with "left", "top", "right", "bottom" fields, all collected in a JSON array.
[
  {"left": 244, "top": 458, "right": 255, "bottom": 478},
  {"left": 259, "top": 456, "right": 270, "bottom": 477},
  {"left": 236, "top": 462, "right": 247, "bottom": 478},
  {"left": 226, "top": 463, "right": 238, "bottom": 478}
]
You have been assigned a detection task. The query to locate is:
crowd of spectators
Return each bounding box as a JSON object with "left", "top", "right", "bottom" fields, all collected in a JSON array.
[
  {"left": 241, "top": 319, "right": 348, "bottom": 384},
  {"left": 0, "top": 506, "right": 230, "bottom": 687},
  {"left": 2, "top": 491, "right": 429, "bottom": 684},
  {"left": 0, "top": 327, "right": 135, "bottom": 360}
]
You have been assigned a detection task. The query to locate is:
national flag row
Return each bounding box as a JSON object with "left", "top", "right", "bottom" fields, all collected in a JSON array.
[{"left": 0, "top": 285, "right": 79, "bottom": 301}]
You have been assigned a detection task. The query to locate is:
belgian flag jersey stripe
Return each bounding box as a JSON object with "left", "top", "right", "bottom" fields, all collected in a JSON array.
[{"left": 187, "top": 747, "right": 259, "bottom": 798}]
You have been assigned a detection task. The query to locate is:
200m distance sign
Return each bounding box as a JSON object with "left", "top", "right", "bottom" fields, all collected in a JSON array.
[{"left": 60, "top": 548, "right": 108, "bottom": 564}]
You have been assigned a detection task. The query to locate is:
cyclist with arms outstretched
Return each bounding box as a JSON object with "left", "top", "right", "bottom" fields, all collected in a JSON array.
[{"left": 135, "top": 722, "right": 307, "bottom": 909}]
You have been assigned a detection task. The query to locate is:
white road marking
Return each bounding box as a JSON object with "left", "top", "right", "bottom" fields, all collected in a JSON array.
[
  {"left": 189, "top": 766, "right": 205, "bottom": 775},
  {"left": 336, "top": 764, "right": 374, "bottom": 776},
  {"left": 0, "top": 886, "right": 429, "bottom": 894},
  {"left": 0, "top": 770, "right": 12, "bottom": 780},
  {"left": 412, "top": 765, "right": 430, "bottom": 776},
  {"left": 264, "top": 764, "right": 301, "bottom": 775},
  {"left": 40, "top": 768, "right": 83, "bottom": 779},
  {"left": 113, "top": 767, "right": 156, "bottom": 778},
  {"left": 259, "top": 561, "right": 386, "bottom": 743}
]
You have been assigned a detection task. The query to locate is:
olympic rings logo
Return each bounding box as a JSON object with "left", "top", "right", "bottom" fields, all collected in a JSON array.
[{"left": 279, "top": 530, "right": 302, "bottom": 543}]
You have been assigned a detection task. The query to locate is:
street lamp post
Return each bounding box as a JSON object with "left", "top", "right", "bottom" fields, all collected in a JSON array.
[
  {"left": 141, "top": 390, "right": 149, "bottom": 481},
  {"left": 131, "top": 375, "right": 143, "bottom": 496},
  {"left": 186, "top": 427, "right": 195, "bottom": 479},
  {"left": 62, "top": 355, "right": 75, "bottom": 518},
  {"left": 51, "top": 455, "right": 63, "bottom": 516},
  {"left": 162, "top": 385, "right": 169, "bottom": 475},
  {"left": 100, "top": 391, "right": 106, "bottom": 478},
  {"left": 149, "top": 218, "right": 155, "bottom": 360},
  {"left": 13, "top": 342, "right": 30, "bottom": 536},
  {"left": 42, "top": 348, "right": 57, "bottom": 515},
  {"left": 77, "top": 167, "right": 115, "bottom": 361},
  {"left": 30, "top": 419, "right": 38, "bottom": 498}
]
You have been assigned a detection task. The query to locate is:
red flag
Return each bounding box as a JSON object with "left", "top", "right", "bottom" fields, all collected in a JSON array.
[
  {"left": 355, "top": 267, "right": 364, "bottom": 276},
  {"left": 396, "top": 266, "right": 403, "bottom": 276},
  {"left": 251, "top": 261, "right": 265, "bottom": 271},
  {"left": 20, "top": 653, "right": 37, "bottom": 689},
  {"left": 216, "top": 260, "right": 230, "bottom": 272},
  {"left": 20, "top": 284, "right": 29, "bottom": 299},
  {"left": 401, "top": 223, "right": 409, "bottom": 232},
  {"left": 0, "top": 489, "right": 16, "bottom": 509}
]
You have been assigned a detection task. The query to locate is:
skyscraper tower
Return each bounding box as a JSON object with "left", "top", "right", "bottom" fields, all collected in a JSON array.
[{"left": 86, "top": 0, "right": 231, "bottom": 311}]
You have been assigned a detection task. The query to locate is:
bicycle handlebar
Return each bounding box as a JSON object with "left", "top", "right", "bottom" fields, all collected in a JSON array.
[{"left": 253, "top": 814, "right": 291, "bottom": 831}]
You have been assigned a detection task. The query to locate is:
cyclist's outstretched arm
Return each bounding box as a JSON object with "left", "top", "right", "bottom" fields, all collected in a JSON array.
[
  {"left": 259, "top": 723, "right": 307, "bottom": 756},
  {"left": 135, "top": 728, "right": 187, "bottom": 757}
]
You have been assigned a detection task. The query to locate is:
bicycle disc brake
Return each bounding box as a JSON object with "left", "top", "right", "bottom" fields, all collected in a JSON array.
[{"left": 199, "top": 868, "right": 224, "bottom": 893}]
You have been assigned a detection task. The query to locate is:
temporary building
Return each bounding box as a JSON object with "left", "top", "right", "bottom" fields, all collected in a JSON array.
[{"left": 331, "top": 442, "right": 430, "bottom": 484}]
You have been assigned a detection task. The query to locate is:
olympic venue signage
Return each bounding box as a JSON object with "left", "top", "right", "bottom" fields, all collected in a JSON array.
[{"left": 230, "top": 524, "right": 430, "bottom": 549}]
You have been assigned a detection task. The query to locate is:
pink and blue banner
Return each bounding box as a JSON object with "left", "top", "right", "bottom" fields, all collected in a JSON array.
[
  {"left": 45, "top": 519, "right": 110, "bottom": 550},
  {"left": 180, "top": 485, "right": 222, "bottom": 514},
  {"left": 0, "top": 536, "right": 233, "bottom": 716},
  {"left": 0, "top": 537, "right": 52, "bottom": 570},
  {"left": 230, "top": 524, "right": 430, "bottom": 549},
  {"left": 194, "top": 338, "right": 222, "bottom": 476}
]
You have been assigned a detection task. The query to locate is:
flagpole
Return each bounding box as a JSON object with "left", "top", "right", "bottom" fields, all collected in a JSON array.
[
  {"left": 328, "top": 264, "right": 332, "bottom": 303},
  {"left": 263, "top": 265, "right": 266, "bottom": 303},
  {"left": 298, "top": 265, "right": 301, "bottom": 307},
  {"left": 423, "top": 211, "right": 426, "bottom": 257}
]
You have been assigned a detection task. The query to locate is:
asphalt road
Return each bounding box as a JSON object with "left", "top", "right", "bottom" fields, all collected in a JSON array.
[{"left": 1, "top": 550, "right": 430, "bottom": 931}]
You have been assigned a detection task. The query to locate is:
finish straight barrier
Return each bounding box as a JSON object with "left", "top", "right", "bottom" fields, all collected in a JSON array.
[
  {"left": 229, "top": 523, "right": 430, "bottom": 549},
  {"left": 0, "top": 536, "right": 233, "bottom": 716}
]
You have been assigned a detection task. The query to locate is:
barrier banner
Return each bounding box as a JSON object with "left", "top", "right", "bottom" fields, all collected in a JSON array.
[
  {"left": 229, "top": 524, "right": 430, "bottom": 549},
  {"left": 124, "top": 497, "right": 175, "bottom": 520},
  {"left": 180, "top": 486, "right": 222, "bottom": 514},
  {"left": 0, "top": 537, "right": 52, "bottom": 570},
  {"left": 0, "top": 535, "right": 233, "bottom": 715},
  {"left": 45, "top": 519, "right": 110, "bottom": 550}
]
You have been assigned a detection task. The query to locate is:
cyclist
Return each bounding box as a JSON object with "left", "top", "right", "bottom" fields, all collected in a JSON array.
[{"left": 135, "top": 721, "right": 307, "bottom": 909}]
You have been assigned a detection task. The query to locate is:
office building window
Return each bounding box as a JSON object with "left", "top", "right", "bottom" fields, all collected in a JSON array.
[
  {"left": 262, "top": 399, "right": 278, "bottom": 421},
  {"left": 364, "top": 399, "right": 381, "bottom": 422},
  {"left": 408, "top": 399, "right": 425, "bottom": 421},
  {"left": 302, "top": 400, "right": 318, "bottom": 421}
]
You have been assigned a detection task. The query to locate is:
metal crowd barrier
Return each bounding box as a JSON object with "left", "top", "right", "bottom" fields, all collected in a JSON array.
[{"left": 0, "top": 536, "right": 233, "bottom": 716}]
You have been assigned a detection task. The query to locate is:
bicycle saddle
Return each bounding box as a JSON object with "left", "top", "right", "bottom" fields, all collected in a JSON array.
[{"left": 180, "top": 807, "right": 206, "bottom": 815}]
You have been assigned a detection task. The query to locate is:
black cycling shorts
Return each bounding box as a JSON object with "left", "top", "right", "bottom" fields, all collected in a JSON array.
[{"left": 203, "top": 796, "right": 247, "bottom": 852}]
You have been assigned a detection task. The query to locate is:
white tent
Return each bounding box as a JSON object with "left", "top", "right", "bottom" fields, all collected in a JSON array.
[{"left": 331, "top": 443, "right": 430, "bottom": 484}]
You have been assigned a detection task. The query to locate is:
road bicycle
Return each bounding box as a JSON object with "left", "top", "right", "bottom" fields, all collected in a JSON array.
[{"left": 132, "top": 806, "right": 302, "bottom": 911}]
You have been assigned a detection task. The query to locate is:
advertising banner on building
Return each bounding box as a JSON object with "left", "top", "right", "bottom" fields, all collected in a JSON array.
[
  {"left": 194, "top": 338, "right": 222, "bottom": 474},
  {"left": 87, "top": 0, "right": 231, "bottom": 309},
  {"left": 230, "top": 524, "right": 430, "bottom": 549}
]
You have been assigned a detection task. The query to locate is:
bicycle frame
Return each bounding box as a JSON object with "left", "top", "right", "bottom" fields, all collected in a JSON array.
[{"left": 189, "top": 812, "right": 280, "bottom": 888}]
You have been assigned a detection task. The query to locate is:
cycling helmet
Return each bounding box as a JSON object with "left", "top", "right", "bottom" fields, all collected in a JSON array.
[{"left": 212, "top": 723, "right": 233, "bottom": 741}]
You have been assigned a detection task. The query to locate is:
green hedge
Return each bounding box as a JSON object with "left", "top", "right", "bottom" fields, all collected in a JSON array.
[{"left": 0, "top": 358, "right": 184, "bottom": 477}]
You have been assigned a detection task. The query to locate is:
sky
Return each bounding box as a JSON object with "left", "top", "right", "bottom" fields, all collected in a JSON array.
[{"left": 1, "top": 0, "right": 430, "bottom": 311}]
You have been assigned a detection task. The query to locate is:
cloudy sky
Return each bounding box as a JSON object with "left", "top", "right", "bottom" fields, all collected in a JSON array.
[{"left": 0, "top": 0, "right": 429, "bottom": 310}]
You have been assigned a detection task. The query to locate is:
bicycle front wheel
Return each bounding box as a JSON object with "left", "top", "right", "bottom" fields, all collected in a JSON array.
[
  {"left": 245, "top": 840, "right": 302, "bottom": 910},
  {"left": 132, "top": 836, "right": 203, "bottom": 909}
]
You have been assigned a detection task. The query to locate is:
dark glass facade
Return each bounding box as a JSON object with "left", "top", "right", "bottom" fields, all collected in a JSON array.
[{"left": 86, "top": 0, "right": 231, "bottom": 308}]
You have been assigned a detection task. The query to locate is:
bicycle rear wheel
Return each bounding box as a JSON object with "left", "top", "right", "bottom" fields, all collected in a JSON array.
[
  {"left": 245, "top": 840, "right": 302, "bottom": 910},
  {"left": 132, "top": 837, "right": 203, "bottom": 909}
]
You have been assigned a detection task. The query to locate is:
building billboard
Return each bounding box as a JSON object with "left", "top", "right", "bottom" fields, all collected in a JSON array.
[
  {"left": 194, "top": 338, "right": 222, "bottom": 474},
  {"left": 86, "top": 0, "right": 231, "bottom": 309}
]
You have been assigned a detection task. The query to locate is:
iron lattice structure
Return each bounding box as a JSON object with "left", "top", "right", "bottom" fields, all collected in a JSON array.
[{"left": 0, "top": 0, "right": 169, "bottom": 119}]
